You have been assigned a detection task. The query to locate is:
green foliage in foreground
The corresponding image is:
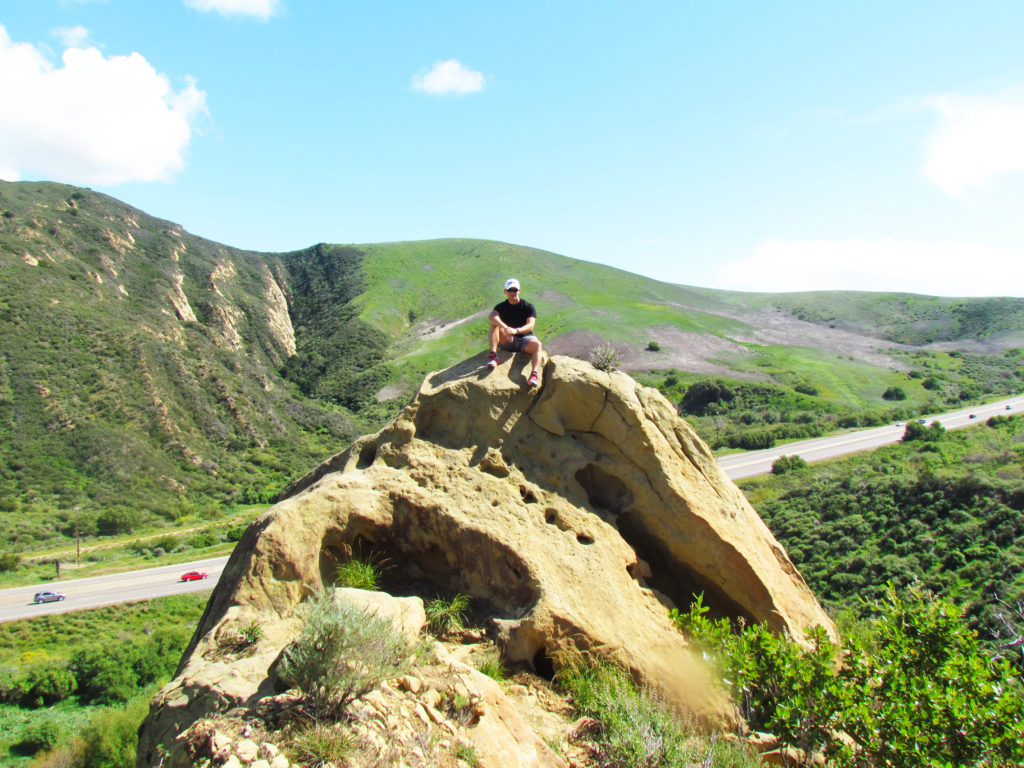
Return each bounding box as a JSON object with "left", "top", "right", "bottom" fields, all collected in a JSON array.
[
  {"left": 554, "top": 653, "right": 760, "bottom": 768},
  {"left": 674, "top": 586, "right": 1024, "bottom": 767},
  {"left": 279, "top": 590, "right": 409, "bottom": 718}
]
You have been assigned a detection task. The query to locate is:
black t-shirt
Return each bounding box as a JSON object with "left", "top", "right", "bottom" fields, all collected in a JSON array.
[{"left": 493, "top": 299, "right": 537, "bottom": 330}]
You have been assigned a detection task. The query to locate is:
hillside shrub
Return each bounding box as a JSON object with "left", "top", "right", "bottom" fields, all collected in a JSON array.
[
  {"left": 771, "top": 455, "right": 807, "bottom": 475},
  {"left": 902, "top": 420, "right": 945, "bottom": 442},
  {"left": 882, "top": 386, "right": 907, "bottom": 401},
  {"left": 646, "top": 340, "right": 660, "bottom": 351},
  {"left": 680, "top": 379, "right": 735, "bottom": 415},
  {"left": 675, "top": 586, "right": 1024, "bottom": 767},
  {"left": 78, "top": 696, "right": 150, "bottom": 768},
  {"left": 278, "top": 590, "right": 409, "bottom": 717},
  {"left": 12, "top": 720, "right": 62, "bottom": 755},
  {"left": 70, "top": 645, "right": 137, "bottom": 705},
  {"left": 20, "top": 663, "right": 77, "bottom": 707},
  {"left": 0, "top": 553, "right": 20, "bottom": 572}
]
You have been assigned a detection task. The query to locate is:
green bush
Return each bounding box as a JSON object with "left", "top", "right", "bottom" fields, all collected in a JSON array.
[
  {"left": 882, "top": 386, "right": 907, "bottom": 401},
  {"left": 20, "top": 663, "right": 77, "bottom": 707},
  {"left": 771, "top": 455, "right": 807, "bottom": 475},
  {"left": 12, "top": 719, "right": 62, "bottom": 755},
  {"left": 286, "top": 722, "right": 354, "bottom": 767},
  {"left": 0, "top": 552, "right": 20, "bottom": 572},
  {"left": 680, "top": 379, "right": 735, "bottom": 415},
  {"left": 674, "top": 586, "right": 1024, "bottom": 767},
  {"left": 646, "top": 340, "right": 661, "bottom": 352},
  {"left": 278, "top": 590, "right": 409, "bottom": 717},
  {"left": 78, "top": 696, "right": 150, "bottom": 768},
  {"left": 70, "top": 645, "right": 137, "bottom": 705},
  {"left": 902, "top": 419, "right": 945, "bottom": 442},
  {"left": 239, "top": 620, "right": 264, "bottom": 646}
]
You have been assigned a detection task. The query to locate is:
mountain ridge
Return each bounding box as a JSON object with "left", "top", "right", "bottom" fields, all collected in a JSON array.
[{"left": 2, "top": 179, "right": 1023, "bottom": 550}]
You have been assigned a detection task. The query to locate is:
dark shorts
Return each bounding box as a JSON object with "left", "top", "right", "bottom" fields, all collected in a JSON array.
[{"left": 498, "top": 333, "right": 538, "bottom": 353}]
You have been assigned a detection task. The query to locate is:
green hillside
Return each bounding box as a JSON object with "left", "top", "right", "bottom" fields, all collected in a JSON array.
[{"left": 2, "top": 179, "right": 1024, "bottom": 553}]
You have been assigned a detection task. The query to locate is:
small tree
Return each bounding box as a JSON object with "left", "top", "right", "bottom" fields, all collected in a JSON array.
[
  {"left": 903, "top": 420, "right": 945, "bottom": 442},
  {"left": 771, "top": 455, "right": 808, "bottom": 475},
  {"left": 882, "top": 386, "right": 907, "bottom": 401}
]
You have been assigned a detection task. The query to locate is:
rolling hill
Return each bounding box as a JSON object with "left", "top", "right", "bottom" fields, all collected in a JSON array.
[{"left": 2, "top": 179, "right": 1023, "bottom": 550}]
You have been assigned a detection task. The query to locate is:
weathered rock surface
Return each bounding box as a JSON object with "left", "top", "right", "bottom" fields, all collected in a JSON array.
[{"left": 138, "top": 353, "right": 835, "bottom": 766}]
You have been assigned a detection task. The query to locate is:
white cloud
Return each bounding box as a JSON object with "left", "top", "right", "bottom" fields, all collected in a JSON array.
[
  {"left": 52, "top": 25, "right": 92, "bottom": 48},
  {"left": 0, "top": 25, "right": 207, "bottom": 186},
  {"left": 183, "top": 0, "right": 279, "bottom": 20},
  {"left": 412, "top": 59, "right": 485, "bottom": 96},
  {"left": 923, "top": 88, "right": 1024, "bottom": 196},
  {"left": 716, "top": 238, "right": 1024, "bottom": 297}
]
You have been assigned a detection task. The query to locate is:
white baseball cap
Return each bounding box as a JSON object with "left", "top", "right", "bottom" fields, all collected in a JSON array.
[{"left": 504, "top": 278, "right": 520, "bottom": 291}]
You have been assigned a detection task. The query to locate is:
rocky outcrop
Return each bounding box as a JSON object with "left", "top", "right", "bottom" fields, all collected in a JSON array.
[{"left": 138, "top": 353, "right": 835, "bottom": 766}]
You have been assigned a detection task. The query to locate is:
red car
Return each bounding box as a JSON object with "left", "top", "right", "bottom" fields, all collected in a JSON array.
[{"left": 180, "top": 571, "right": 209, "bottom": 582}]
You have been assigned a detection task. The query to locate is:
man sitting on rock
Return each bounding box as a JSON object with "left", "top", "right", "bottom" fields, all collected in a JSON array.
[{"left": 487, "top": 278, "right": 542, "bottom": 387}]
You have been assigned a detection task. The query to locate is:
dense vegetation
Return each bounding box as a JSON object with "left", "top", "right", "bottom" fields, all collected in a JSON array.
[
  {"left": 0, "top": 181, "right": 357, "bottom": 552},
  {"left": 653, "top": 346, "right": 1024, "bottom": 450},
  {"left": 675, "top": 586, "right": 1024, "bottom": 767},
  {"left": 740, "top": 413, "right": 1024, "bottom": 660},
  {"left": 0, "top": 594, "right": 205, "bottom": 766}
]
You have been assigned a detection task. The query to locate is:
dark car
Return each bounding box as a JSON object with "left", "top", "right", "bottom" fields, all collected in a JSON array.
[
  {"left": 33, "top": 590, "right": 66, "bottom": 603},
  {"left": 969, "top": 414, "right": 976, "bottom": 419},
  {"left": 180, "top": 571, "right": 209, "bottom": 582}
]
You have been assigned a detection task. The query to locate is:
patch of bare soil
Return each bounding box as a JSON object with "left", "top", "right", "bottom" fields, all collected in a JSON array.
[
  {"left": 722, "top": 306, "right": 911, "bottom": 370},
  {"left": 375, "top": 382, "right": 410, "bottom": 402},
  {"left": 546, "top": 329, "right": 760, "bottom": 378},
  {"left": 415, "top": 311, "right": 488, "bottom": 341}
]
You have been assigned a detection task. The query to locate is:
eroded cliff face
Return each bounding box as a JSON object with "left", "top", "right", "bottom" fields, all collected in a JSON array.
[{"left": 138, "top": 354, "right": 835, "bottom": 767}]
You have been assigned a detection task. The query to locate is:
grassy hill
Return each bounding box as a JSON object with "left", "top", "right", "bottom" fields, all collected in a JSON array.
[{"left": 2, "top": 179, "right": 1024, "bottom": 553}]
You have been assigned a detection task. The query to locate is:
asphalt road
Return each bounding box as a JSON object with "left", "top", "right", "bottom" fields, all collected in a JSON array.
[
  {"left": 717, "top": 393, "right": 1024, "bottom": 479},
  {"left": 0, "top": 555, "right": 228, "bottom": 623},
  {"left": 2, "top": 393, "right": 1021, "bottom": 622}
]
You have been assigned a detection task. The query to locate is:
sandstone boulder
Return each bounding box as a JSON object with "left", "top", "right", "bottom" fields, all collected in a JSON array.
[{"left": 138, "top": 353, "right": 835, "bottom": 765}]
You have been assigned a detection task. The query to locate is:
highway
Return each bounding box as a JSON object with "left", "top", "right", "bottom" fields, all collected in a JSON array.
[
  {"left": 1, "top": 393, "right": 1021, "bottom": 622},
  {"left": 717, "top": 393, "right": 1024, "bottom": 479},
  {"left": 0, "top": 555, "right": 228, "bottom": 623}
]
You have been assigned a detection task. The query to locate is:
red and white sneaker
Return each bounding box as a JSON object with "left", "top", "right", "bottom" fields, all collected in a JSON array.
[
  {"left": 527, "top": 371, "right": 539, "bottom": 388},
  {"left": 487, "top": 351, "right": 498, "bottom": 369}
]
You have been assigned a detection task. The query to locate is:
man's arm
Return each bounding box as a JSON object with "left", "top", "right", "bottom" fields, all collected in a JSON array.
[
  {"left": 516, "top": 315, "right": 536, "bottom": 334},
  {"left": 489, "top": 309, "right": 515, "bottom": 335}
]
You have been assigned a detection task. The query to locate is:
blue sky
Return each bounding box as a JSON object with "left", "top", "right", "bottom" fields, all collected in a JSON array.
[{"left": 3, "top": 1, "right": 1024, "bottom": 297}]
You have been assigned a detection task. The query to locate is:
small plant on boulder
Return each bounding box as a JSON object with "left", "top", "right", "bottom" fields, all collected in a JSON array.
[
  {"left": 279, "top": 590, "right": 409, "bottom": 717},
  {"left": 425, "top": 593, "right": 470, "bottom": 637},
  {"left": 589, "top": 343, "right": 621, "bottom": 372}
]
